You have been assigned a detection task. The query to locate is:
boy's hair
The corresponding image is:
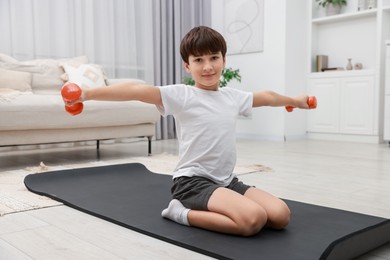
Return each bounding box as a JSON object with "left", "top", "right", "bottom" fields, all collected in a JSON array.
[{"left": 180, "top": 26, "right": 227, "bottom": 64}]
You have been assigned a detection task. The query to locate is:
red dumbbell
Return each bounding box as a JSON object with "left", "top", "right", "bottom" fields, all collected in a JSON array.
[
  {"left": 285, "top": 96, "right": 317, "bottom": 112},
  {"left": 61, "top": 83, "right": 84, "bottom": 116}
]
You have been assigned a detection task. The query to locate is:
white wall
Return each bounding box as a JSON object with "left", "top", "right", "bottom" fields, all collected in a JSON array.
[
  {"left": 284, "top": 0, "right": 310, "bottom": 139},
  {"left": 211, "top": 0, "right": 309, "bottom": 141}
]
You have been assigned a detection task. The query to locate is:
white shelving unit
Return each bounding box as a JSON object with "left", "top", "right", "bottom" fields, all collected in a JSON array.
[
  {"left": 312, "top": 8, "right": 377, "bottom": 24},
  {"left": 307, "top": 0, "right": 390, "bottom": 143},
  {"left": 384, "top": 41, "right": 390, "bottom": 143}
]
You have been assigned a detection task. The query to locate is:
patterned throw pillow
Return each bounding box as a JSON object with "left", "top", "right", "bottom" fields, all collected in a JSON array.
[{"left": 61, "top": 63, "right": 107, "bottom": 88}]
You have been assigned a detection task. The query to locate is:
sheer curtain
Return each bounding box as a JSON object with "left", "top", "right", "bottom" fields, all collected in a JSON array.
[
  {"left": 0, "top": 0, "right": 211, "bottom": 141},
  {"left": 0, "top": 0, "right": 155, "bottom": 82},
  {"left": 152, "top": 0, "right": 211, "bottom": 139}
]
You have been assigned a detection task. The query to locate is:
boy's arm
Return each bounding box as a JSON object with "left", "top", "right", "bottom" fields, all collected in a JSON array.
[
  {"left": 252, "top": 90, "right": 309, "bottom": 109},
  {"left": 81, "top": 81, "right": 163, "bottom": 106}
]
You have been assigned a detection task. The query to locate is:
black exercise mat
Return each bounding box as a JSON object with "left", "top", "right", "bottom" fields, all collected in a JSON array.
[{"left": 24, "top": 163, "right": 390, "bottom": 260}]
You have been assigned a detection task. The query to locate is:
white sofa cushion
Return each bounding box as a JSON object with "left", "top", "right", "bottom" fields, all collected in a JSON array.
[
  {"left": 0, "top": 53, "right": 18, "bottom": 63},
  {"left": 0, "top": 54, "right": 88, "bottom": 94},
  {"left": 0, "top": 68, "right": 32, "bottom": 92},
  {"left": 0, "top": 93, "right": 160, "bottom": 131}
]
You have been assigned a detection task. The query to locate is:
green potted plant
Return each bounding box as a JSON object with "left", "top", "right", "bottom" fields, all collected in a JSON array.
[
  {"left": 183, "top": 67, "right": 241, "bottom": 88},
  {"left": 316, "top": 0, "right": 347, "bottom": 16}
]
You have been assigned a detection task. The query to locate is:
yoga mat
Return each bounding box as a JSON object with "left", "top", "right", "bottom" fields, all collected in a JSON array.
[{"left": 24, "top": 163, "right": 390, "bottom": 260}]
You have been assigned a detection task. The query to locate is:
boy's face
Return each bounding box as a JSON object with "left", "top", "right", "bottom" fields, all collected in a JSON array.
[{"left": 184, "top": 52, "right": 225, "bottom": 91}]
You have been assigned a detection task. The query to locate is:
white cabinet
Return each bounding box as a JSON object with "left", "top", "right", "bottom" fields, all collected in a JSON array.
[
  {"left": 307, "top": 78, "right": 340, "bottom": 133},
  {"left": 384, "top": 43, "right": 390, "bottom": 141},
  {"left": 340, "top": 76, "right": 374, "bottom": 134},
  {"left": 385, "top": 96, "right": 390, "bottom": 141},
  {"left": 307, "top": 1, "right": 390, "bottom": 143},
  {"left": 308, "top": 73, "right": 375, "bottom": 135}
]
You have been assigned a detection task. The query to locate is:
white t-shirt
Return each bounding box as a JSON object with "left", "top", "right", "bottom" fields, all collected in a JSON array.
[{"left": 157, "top": 84, "right": 253, "bottom": 186}]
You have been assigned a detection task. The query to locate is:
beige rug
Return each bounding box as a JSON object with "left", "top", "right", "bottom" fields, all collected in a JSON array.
[{"left": 0, "top": 153, "right": 272, "bottom": 216}]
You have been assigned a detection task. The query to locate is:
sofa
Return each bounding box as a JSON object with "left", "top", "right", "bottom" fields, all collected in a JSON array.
[{"left": 0, "top": 54, "right": 160, "bottom": 155}]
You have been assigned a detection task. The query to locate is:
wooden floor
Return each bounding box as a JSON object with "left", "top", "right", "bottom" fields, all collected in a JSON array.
[{"left": 0, "top": 138, "right": 389, "bottom": 259}]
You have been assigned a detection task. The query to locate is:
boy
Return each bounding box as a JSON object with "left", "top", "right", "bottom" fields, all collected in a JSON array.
[{"left": 67, "top": 26, "right": 310, "bottom": 236}]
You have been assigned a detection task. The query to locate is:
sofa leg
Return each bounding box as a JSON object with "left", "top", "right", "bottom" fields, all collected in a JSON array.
[
  {"left": 96, "top": 140, "right": 100, "bottom": 150},
  {"left": 147, "top": 136, "right": 152, "bottom": 156}
]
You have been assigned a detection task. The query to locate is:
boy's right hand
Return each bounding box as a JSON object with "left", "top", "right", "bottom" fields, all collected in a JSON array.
[
  {"left": 61, "top": 83, "right": 85, "bottom": 106},
  {"left": 61, "top": 83, "right": 85, "bottom": 115}
]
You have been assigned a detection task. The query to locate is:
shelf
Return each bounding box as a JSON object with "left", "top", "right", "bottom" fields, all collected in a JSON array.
[
  {"left": 312, "top": 9, "right": 377, "bottom": 25},
  {"left": 309, "top": 69, "right": 376, "bottom": 78}
]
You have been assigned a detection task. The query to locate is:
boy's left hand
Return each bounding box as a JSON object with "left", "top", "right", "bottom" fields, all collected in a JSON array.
[
  {"left": 286, "top": 95, "right": 317, "bottom": 112},
  {"left": 295, "top": 95, "right": 311, "bottom": 109}
]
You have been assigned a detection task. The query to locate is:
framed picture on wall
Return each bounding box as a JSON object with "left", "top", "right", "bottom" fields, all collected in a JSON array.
[{"left": 223, "top": 0, "right": 264, "bottom": 55}]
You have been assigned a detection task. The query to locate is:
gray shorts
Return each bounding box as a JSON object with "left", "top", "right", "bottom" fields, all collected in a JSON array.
[{"left": 171, "top": 176, "right": 251, "bottom": 211}]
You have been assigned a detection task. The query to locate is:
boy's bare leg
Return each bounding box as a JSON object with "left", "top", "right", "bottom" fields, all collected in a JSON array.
[
  {"left": 162, "top": 187, "right": 290, "bottom": 236},
  {"left": 187, "top": 187, "right": 268, "bottom": 236},
  {"left": 244, "top": 187, "right": 291, "bottom": 229}
]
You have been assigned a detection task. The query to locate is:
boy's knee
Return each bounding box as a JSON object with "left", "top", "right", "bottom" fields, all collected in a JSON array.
[
  {"left": 239, "top": 207, "right": 267, "bottom": 236},
  {"left": 270, "top": 203, "right": 291, "bottom": 230}
]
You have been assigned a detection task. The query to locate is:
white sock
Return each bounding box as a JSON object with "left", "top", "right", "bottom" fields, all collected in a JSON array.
[{"left": 161, "top": 199, "right": 190, "bottom": 226}]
